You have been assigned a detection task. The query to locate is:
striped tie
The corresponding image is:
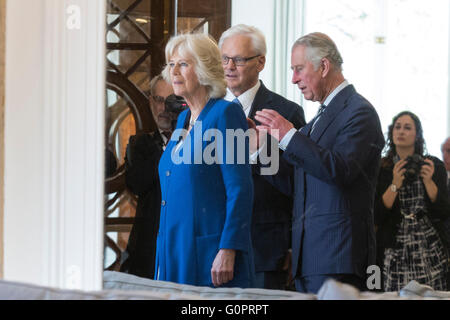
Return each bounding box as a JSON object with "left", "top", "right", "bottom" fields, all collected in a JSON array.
[
  {"left": 161, "top": 131, "right": 171, "bottom": 146},
  {"left": 310, "top": 104, "right": 326, "bottom": 134}
]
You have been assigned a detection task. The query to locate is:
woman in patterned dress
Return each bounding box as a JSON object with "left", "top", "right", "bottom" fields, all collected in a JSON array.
[{"left": 374, "top": 111, "right": 450, "bottom": 291}]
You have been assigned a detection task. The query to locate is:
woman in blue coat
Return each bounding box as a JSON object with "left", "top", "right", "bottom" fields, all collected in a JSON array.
[{"left": 155, "top": 33, "right": 255, "bottom": 288}]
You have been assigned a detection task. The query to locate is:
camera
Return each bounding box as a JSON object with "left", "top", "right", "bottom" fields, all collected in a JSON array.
[
  {"left": 165, "top": 94, "right": 188, "bottom": 114},
  {"left": 403, "top": 154, "right": 429, "bottom": 184},
  {"left": 163, "top": 94, "right": 188, "bottom": 131}
]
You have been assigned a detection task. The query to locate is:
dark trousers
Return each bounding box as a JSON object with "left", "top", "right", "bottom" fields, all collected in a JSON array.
[
  {"left": 254, "top": 271, "right": 289, "bottom": 290},
  {"left": 295, "top": 274, "right": 366, "bottom": 294}
]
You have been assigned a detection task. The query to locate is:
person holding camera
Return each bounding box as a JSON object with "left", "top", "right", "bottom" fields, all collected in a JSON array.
[
  {"left": 119, "top": 74, "right": 176, "bottom": 279},
  {"left": 374, "top": 111, "right": 450, "bottom": 291}
]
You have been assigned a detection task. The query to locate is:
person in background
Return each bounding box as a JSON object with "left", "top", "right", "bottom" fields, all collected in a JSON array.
[
  {"left": 155, "top": 33, "right": 254, "bottom": 288},
  {"left": 375, "top": 111, "right": 450, "bottom": 291},
  {"left": 219, "top": 24, "right": 305, "bottom": 290},
  {"left": 441, "top": 137, "right": 450, "bottom": 195},
  {"left": 120, "top": 75, "right": 173, "bottom": 279},
  {"left": 252, "top": 32, "right": 384, "bottom": 293},
  {"left": 441, "top": 136, "right": 450, "bottom": 286},
  {"left": 105, "top": 147, "right": 117, "bottom": 178}
]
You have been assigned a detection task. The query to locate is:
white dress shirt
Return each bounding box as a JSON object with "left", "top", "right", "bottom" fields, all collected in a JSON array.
[
  {"left": 224, "top": 80, "right": 261, "bottom": 117},
  {"left": 279, "top": 80, "right": 349, "bottom": 151},
  {"left": 159, "top": 129, "right": 169, "bottom": 151}
]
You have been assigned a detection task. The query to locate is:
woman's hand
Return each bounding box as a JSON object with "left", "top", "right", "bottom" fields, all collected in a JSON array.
[
  {"left": 421, "top": 158, "right": 438, "bottom": 202},
  {"left": 211, "top": 249, "right": 235, "bottom": 287},
  {"left": 392, "top": 159, "right": 407, "bottom": 189},
  {"left": 420, "top": 158, "right": 435, "bottom": 183},
  {"left": 382, "top": 159, "right": 406, "bottom": 209}
]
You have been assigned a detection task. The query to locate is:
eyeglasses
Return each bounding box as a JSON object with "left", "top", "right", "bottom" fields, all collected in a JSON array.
[
  {"left": 152, "top": 95, "right": 165, "bottom": 104},
  {"left": 222, "top": 55, "right": 260, "bottom": 66}
]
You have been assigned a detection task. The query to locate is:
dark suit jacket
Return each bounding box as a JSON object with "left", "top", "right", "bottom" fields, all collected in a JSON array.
[
  {"left": 249, "top": 81, "right": 305, "bottom": 272},
  {"left": 264, "top": 85, "right": 384, "bottom": 279},
  {"left": 120, "top": 132, "right": 165, "bottom": 279}
]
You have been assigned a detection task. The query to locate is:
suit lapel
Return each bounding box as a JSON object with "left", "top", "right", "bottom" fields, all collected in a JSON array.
[
  {"left": 248, "top": 81, "right": 272, "bottom": 121},
  {"left": 309, "top": 85, "right": 356, "bottom": 141},
  {"left": 153, "top": 130, "right": 165, "bottom": 149},
  {"left": 302, "top": 121, "right": 314, "bottom": 136}
]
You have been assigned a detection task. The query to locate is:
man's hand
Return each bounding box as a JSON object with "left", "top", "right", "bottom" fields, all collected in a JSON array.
[
  {"left": 211, "top": 249, "right": 236, "bottom": 287},
  {"left": 282, "top": 250, "right": 293, "bottom": 289},
  {"left": 254, "top": 109, "right": 294, "bottom": 142},
  {"left": 247, "top": 118, "right": 267, "bottom": 154}
]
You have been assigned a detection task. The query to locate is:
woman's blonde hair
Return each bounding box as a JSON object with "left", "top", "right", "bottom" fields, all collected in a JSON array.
[{"left": 162, "top": 33, "right": 227, "bottom": 99}]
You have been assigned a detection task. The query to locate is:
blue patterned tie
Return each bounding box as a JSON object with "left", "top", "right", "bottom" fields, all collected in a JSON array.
[
  {"left": 232, "top": 98, "right": 243, "bottom": 109},
  {"left": 310, "top": 104, "right": 326, "bottom": 134}
]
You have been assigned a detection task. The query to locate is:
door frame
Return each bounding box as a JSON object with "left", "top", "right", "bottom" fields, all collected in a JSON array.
[
  {"left": 3, "top": 0, "right": 105, "bottom": 290},
  {"left": 0, "top": 0, "right": 5, "bottom": 279}
]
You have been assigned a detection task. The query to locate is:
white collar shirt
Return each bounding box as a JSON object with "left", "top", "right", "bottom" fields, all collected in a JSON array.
[
  {"left": 224, "top": 80, "right": 261, "bottom": 117},
  {"left": 322, "top": 79, "right": 349, "bottom": 107}
]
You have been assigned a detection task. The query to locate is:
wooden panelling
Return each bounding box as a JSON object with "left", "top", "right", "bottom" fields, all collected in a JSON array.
[{"left": 178, "top": 0, "right": 231, "bottom": 41}]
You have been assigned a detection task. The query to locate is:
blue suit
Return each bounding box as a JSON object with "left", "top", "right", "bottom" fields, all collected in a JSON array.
[
  {"left": 264, "top": 85, "right": 384, "bottom": 292},
  {"left": 155, "top": 98, "right": 254, "bottom": 287}
]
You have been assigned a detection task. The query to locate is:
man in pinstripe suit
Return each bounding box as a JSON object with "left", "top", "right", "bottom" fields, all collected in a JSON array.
[{"left": 254, "top": 32, "right": 385, "bottom": 293}]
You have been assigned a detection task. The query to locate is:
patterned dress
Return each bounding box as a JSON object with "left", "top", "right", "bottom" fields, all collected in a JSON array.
[{"left": 383, "top": 176, "right": 448, "bottom": 291}]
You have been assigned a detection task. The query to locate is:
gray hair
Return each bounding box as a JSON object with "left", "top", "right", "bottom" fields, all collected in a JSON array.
[
  {"left": 441, "top": 137, "right": 450, "bottom": 151},
  {"left": 162, "top": 33, "right": 227, "bottom": 99},
  {"left": 218, "top": 24, "right": 267, "bottom": 56},
  {"left": 293, "top": 32, "right": 343, "bottom": 71},
  {"left": 148, "top": 74, "right": 165, "bottom": 97}
]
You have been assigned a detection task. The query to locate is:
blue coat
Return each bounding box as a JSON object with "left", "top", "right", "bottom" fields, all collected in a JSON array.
[
  {"left": 155, "top": 98, "right": 255, "bottom": 287},
  {"left": 264, "top": 85, "right": 385, "bottom": 279}
]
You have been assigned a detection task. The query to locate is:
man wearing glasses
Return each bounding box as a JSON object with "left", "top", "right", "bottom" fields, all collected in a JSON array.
[
  {"left": 120, "top": 75, "right": 174, "bottom": 279},
  {"left": 219, "top": 24, "right": 305, "bottom": 290}
]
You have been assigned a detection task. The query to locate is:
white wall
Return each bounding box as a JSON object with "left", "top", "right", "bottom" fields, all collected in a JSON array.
[
  {"left": 4, "top": 0, "right": 105, "bottom": 290},
  {"left": 232, "top": 0, "right": 450, "bottom": 152},
  {"left": 231, "top": 0, "right": 305, "bottom": 110},
  {"left": 4, "top": 0, "right": 46, "bottom": 285},
  {"left": 231, "top": 0, "right": 275, "bottom": 90}
]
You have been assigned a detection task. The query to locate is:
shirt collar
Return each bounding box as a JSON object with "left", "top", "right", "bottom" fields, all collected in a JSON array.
[
  {"left": 159, "top": 128, "right": 168, "bottom": 141},
  {"left": 158, "top": 129, "right": 169, "bottom": 150},
  {"left": 224, "top": 80, "right": 261, "bottom": 116},
  {"left": 322, "top": 80, "right": 349, "bottom": 107}
]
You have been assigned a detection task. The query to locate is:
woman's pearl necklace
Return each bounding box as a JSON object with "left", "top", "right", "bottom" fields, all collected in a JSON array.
[{"left": 189, "top": 115, "right": 198, "bottom": 127}]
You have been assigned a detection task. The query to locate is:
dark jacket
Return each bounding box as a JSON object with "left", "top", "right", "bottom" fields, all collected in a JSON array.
[
  {"left": 262, "top": 85, "right": 384, "bottom": 278},
  {"left": 120, "top": 132, "right": 164, "bottom": 279},
  {"left": 249, "top": 81, "right": 305, "bottom": 273},
  {"left": 374, "top": 155, "right": 450, "bottom": 265}
]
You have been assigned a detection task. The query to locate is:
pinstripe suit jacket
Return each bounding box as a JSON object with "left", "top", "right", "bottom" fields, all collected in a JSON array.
[{"left": 266, "top": 85, "right": 384, "bottom": 278}]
